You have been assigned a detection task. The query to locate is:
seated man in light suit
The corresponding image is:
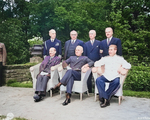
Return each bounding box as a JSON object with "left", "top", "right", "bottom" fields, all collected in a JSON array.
[
  {"left": 53, "top": 46, "right": 94, "bottom": 106},
  {"left": 95, "top": 45, "right": 131, "bottom": 108},
  {"left": 33, "top": 47, "right": 61, "bottom": 102}
]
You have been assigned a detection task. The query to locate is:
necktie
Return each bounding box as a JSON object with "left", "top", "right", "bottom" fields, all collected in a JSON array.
[
  {"left": 91, "top": 40, "right": 93, "bottom": 45},
  {"left": 72, "top": 40, "right": 74, "bottom": 44},
  {"left": 51, "top": 39, "right": 54, "bottom": 42},
  {"left": 107, "top": 38, "right": 110, "bottom": 45}
]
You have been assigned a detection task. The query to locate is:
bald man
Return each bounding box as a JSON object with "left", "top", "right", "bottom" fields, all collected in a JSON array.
[
  {"left": 34, "top": 47, "right": 61, "bottom": 102},
  {"left": 64, "top": 30, "right": 84, "bottom": 60},
  {"left": 43, "top": 29, "right": 62, "bottom": 59},
  {"left": 53, "top": 46, "right": 94, "bottom": 106},
  {"left": 95, "top": 45, "right": 131, "bottom": 108},
  {"left": 100, "top": 27, "right": 122, "bottom": 57}
]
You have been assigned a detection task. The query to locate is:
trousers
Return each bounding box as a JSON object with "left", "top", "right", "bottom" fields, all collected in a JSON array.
[
  {"left": 60, "top": 69, "right": 81, "bottom": 94},
  {"left": 35, "top": 75, "right": 49, "bottom": 93},
  {"left": 96, "top": 75, "right": 120, "bottom": 100}
]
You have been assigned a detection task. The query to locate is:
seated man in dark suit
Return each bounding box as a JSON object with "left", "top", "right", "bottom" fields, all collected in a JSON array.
[
  {"left": 33, "top": 47, "right": 61, "bottom": 102},
  {"left": 53, "top": 46, "right": 94, "bottom": 106}
]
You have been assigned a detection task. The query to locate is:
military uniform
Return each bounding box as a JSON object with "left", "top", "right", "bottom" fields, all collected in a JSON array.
[{"left": 0, "top": 43, "right": 7, "bottom": 86}]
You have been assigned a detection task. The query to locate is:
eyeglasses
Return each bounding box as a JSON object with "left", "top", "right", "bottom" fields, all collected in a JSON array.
[{"left": 71, "top": 34, "right": 77, "bottom": 36}]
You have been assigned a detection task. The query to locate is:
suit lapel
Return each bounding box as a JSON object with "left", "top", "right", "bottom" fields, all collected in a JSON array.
[
  {"left": 109, "top": 37, "right": 114, "bottom": 45},
  {"left": 72, "top": 56, "right": 83, "bottom": 67},
  {"left": 90, "top": 40, "right": 98, "bottom": 53}
]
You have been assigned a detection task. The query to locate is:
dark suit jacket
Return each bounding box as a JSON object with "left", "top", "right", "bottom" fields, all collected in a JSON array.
[
  {"left": 65, "top": 56, "right": 94, "bottom": 70},
  {"left": 84, "top": 40, "right": 101, "bottom": 62},
  {"left": 39, "top": 56, "right": 61, "bottom": 74},
  {"left": 100, "top": 37, "right": 122, "bottom": 57},
  {"left": 64, "top": 39, "right": 84, "bottom": 60},
  {"left": 43, "top": 38, "right": 62, "bottom": 56}
]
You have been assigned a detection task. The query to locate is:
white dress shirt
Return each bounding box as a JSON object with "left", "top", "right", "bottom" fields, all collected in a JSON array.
[
  {"left": 90, "top": 39, "right": 95, "bottom": 45},
  {"left": 94, "top": 55, "right": 131, "bottom": 81}
]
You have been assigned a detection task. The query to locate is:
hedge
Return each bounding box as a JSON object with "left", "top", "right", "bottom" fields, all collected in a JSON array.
[{"left": 123, "top": 65, "right": 150, "bottom": 91}]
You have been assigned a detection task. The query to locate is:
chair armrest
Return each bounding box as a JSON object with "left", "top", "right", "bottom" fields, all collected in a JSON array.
[
  {"left": 81, "top": 68, "right": 92, "bottom": 82},
  {"left": 57, "top": 63, "right": 63, "bottom": 72},
  {"left": 29, "top": 63, "right": 41, "bottom": 78},
  {"left": 92, "top": 67, "right": 98, "bottom": 73},
  {"left": 82, "top": 66, "right": 90, "bottom": 73},
  {"left": 118, "top": 66, "right": 129, "bottom": 76},
  {"left": 51, "top": 63, "right": 62, "bottom": 71}
]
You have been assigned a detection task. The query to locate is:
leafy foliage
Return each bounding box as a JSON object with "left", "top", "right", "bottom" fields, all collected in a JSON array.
[
  {"left": 0, "top": 19, "right": 30, "bottom": 64},
  {"left": 124, "top": 65, "right": 150, "bottom": 91}
]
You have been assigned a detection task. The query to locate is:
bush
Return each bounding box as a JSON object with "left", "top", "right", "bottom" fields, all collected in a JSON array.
[{"left": 124, "top": 65, "right": 150, "bottom": 91}]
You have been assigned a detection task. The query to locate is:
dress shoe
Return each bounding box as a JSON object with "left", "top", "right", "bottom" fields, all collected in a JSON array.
[
  {"left": 62, "top": 98, "right": 71, "bottom": 106},
  {"left": 33, "top": 94, "right": 43, "bottom": 102},
  {"left": 99, "top": 98, "right": 104, "bottom": 106},
  {"left": 33, "top": 94, "right": 40, "bottom": 100},
  {"left": 52, "top": 82, "right": 62, "bottom": 90},
  {"left": 62, "top": 93, "right": 71, "bottom": 106},
  {"left": 100, "top": 99, "right": 110, "bottom": 108}
]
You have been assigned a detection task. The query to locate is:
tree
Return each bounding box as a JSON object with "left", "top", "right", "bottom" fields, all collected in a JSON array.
[
  {"left": 108, "top": 0, "right": 150, "bottom": 65},
  {"left": 0, "top": 19, "right": 30, "bottom": 64}
]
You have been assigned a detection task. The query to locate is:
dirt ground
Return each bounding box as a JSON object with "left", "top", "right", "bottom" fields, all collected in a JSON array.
[{"left": 0, "top": 86, "right": 150, "bottom": 120}]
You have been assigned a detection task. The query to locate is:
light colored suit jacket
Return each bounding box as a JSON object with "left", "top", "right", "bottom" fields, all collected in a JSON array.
[
  {"left": 0, "top": 43, "right": 7, "bottom": 65},
  {"left": 94, "top": 55, "right": 131, "bottom": 81}
]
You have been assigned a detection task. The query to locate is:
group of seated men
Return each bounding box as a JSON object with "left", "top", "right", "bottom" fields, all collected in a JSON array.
[{"left": 33, "top": 44, "right": 131, "bottom": 108}]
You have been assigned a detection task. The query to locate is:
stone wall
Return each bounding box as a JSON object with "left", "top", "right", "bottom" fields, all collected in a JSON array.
[{"left": 4, "top": 64, "right": 34, "bottom": 83}]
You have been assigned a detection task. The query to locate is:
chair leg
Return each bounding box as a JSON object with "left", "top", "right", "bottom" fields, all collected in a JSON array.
[
  {"left": 80, "top": 93, "right": 82, "bottom": 101},
  {"left": 118, "top": 96, "right": 122, "bottom": 105},
  {"left": 50, "top": 90, "right": 52, "bottom": 97},
  {"left": 95, "top": 93, "right": 97, "bottom": 101},
  {"left": 87, "top": 91, "right": 89, "bottom": 96},
  {"left": 60, "top": 91, "right": 62, "bottom": 98}
]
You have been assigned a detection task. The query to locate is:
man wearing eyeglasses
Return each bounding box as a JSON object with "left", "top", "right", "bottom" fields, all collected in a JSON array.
[{"left": 64, "top": 30, "right": 84, "bottom": 60}]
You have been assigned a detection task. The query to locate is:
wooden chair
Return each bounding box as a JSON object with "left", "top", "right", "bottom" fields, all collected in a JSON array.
[{"left": 92, "top": 66, "right": 129, "bottom": 105}]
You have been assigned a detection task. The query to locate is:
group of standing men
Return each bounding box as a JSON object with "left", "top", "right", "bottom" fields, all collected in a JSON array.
[{"left": 43, "top": 27, "right": 123, "bottom": 93}]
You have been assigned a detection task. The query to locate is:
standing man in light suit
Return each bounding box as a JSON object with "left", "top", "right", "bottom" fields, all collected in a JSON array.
[
  {"left": 64, "top": 30, "right": 84, "bottom": 60},
  {"left": 84, "top": 30, "right": 101, "bottom": 93},
  {"left": 100, "top": 27, "right": 122, "bottom": 57},
  {"left": 0, "top": 42, "right": 7, "bottom": 86},
  {"left": 43, "top": 29, "right": 62, "bottom": 59},
  {"left": 95, "top": 45, "right": 131, "bottom": 108}
]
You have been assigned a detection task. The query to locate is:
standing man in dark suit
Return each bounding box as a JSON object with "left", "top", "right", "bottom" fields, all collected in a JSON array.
[
  {"left": 0, "top": 43, "right": 7, "bottom": 86},
  {"left": 43, "top": 29, "right": 62, "bottom": 59},
  {"left": 33, "top": 47, "right": 61, "bottom": 102},
  {"left": 64, "top": 30, "right": 84, "bottom": 60},
  {"left": 53, "top": 46, "right": 94, "bottom": 106},
  {"left": 84, "top": 30, "right": 101, "bottom": 93},
  {"left": 100, "top": 27, "right": 122, "bottom": 57}
]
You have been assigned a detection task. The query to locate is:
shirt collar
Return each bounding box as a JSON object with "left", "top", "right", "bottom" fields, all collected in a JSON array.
[{"left": 107, "top": 36, "right": 112, "bottom": 41}]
